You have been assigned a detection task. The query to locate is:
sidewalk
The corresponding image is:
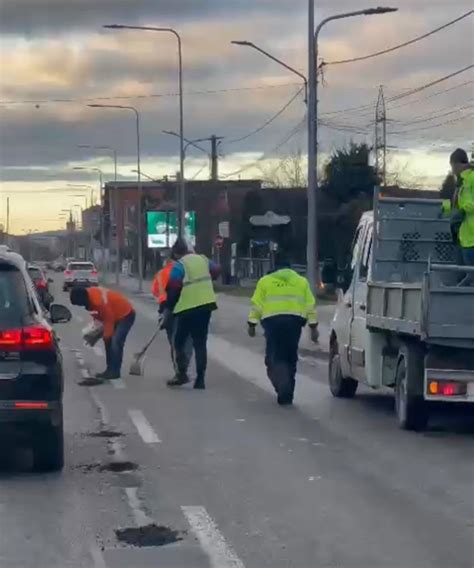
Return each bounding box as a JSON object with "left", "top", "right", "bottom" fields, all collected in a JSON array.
[{"left": 111, "top": 273, "right": 334, "bottom": 356}]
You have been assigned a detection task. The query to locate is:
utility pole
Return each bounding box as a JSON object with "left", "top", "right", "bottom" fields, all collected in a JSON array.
[
  {"left": 307, "top": 0, "right": 318, "bottom": 293},
  {"left": 375, "top": 85, "right": 387, "bottom": 187},
  {"left": 211, "top": 135, "right": 219, "bottom": 181},
  {"left": 6, "top": 198, "right": 10, "bottom": 236}
]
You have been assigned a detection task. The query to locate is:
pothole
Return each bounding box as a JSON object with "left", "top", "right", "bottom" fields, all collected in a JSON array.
[
  {"left": 115, "top": 524, "right": 184, "bottom": 548},
  {"left": 99, "top": 461, "right": 138, "bottom": 473},
  {"left": 78, "top": 378, "right": 104, "bottom": 387},
  {"left": 86, "top": 430, "right": 124, "bottom": 438}
]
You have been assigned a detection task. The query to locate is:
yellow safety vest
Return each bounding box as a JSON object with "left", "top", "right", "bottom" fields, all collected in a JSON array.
[
  {"left": 174, "top": 254, "right": 216, "bottom": 314},
  {"left": 248, "top": 268, "right": 317, "bottom": 325}
]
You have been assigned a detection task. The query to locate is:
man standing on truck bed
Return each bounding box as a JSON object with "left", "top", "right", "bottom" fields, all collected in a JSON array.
[
  {"left": 443, "top": 148, "right": 474, "bottom": 284},
  {"left": 247, "top": 253, "right": 318, "bottom": 406}
]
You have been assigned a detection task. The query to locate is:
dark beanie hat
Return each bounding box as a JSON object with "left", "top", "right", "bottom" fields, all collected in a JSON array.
[{"left": 450, "top": 148, "right": 469, "bottom": 165}]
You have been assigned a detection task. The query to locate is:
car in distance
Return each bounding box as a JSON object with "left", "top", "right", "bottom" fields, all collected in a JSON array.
[
  {"left": 0, "top": 248, "right": 72, "bottom": 471},
  {"left": 63, "top": 261, "right": 98, "bottom": 291}
]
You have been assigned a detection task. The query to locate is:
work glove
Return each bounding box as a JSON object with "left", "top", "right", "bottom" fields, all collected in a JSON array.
[
  {"left": 309, "top": 324, "right": 319, "bottom": 344},
  {"left": 247, "top": 323, "right": 256, "bottom": 338}
]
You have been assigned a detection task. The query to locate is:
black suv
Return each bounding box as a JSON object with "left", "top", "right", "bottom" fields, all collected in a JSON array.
[{"left": 0, "top": 247, "right": 71, "bottom": 471}]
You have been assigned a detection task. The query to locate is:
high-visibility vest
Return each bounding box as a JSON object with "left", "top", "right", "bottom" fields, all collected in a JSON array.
[
  {"left": 87, "top": 287, "right": 133, "bottom": 338},
  {"left": 152, "top": 261, "right": 174, "bottom": 304},
  {"left": 173, "top": 254, "right": 216, "bottom": 314},
  {"left": 441, "top": 169, "right": 474, "bottom": 247},
  {"left": 248, "top": 269, "right": 317, "bottom": 325}
]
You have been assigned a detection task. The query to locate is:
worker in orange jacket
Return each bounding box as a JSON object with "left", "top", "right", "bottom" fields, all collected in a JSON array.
[
  {"left": 151, "top": 245, "right": 192, "bottom": 378},
  {"left": 70, "top": 287, "right": 135, "bottom": 380}
]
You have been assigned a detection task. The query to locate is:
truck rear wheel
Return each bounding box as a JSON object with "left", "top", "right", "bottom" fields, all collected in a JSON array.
[
  {"left": 395, "top": 347, "right": 428, "bottom": 431},
  {"left": 329, "top": 340, "right": 358, "bottom": 398}
]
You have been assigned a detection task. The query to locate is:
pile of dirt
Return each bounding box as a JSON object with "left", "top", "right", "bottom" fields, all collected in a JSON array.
[
  {"left": 86, "top": 430, "right": 124, "bottom": 438},
  {"left": 99, "top": 461, "right": 138, "bottom": 473}
]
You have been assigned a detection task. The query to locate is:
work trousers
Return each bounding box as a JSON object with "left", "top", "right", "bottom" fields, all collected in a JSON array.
[
  {"left": 164, "top": 313, "right": 192, "bottom": 375},
  {"left": 173, "top": 308, "right": 212, "bottom": 380},
  {"left": 262, "top": 316, "right": 304, "bottom": 403},
  {"left": 459, "top": 247, "right": 474, "bottom": 285},
  {"left": 104, "top": 311, "right": 136, "bottom": 375}
]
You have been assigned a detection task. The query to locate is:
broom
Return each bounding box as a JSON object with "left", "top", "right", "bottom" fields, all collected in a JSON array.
[{"left": 129, "top": 326, "right": 161, "bottom": 376}]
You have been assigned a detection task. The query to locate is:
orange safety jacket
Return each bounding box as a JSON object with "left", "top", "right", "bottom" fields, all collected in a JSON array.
[
  {"left": 151, "top": 260, "right": 174, "bottom": 305},
  {"left": 87, "top": 287, "right": 133, "bottom": 339}
]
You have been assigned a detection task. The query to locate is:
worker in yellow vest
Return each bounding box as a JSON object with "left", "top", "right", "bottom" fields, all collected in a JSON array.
[
  {"left": 164, "top": 239, "right": 220, "bottom": 389},
  {"left": 248, "top": 253, "right": 318, "bottom": 405}
]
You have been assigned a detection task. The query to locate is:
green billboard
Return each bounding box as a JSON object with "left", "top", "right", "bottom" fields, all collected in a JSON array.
[{"left": 147, "top": 211, "right": 196, "bottom": 249}]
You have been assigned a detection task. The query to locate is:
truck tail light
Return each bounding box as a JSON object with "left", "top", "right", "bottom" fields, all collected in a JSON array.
[
  {"left": 428, "top": 380, "right": 467, "bottom": 397},
  {"left": 0, "top": 327, "right": 53, "bottom": 351}
]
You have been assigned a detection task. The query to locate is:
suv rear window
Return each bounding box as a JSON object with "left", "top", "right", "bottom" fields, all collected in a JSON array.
[
  {"left": 68, "top": 263, "right": 94, "bottom": 271},
  {"left": 0, "top": 265, "right": 33, "bottom": 327}
]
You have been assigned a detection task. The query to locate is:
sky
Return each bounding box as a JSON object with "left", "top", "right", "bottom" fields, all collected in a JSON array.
[{"left": 0, "top": 0, "right": 473, "bottom": 234}]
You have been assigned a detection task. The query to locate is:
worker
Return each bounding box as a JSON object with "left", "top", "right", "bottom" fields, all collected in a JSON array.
[
  {"left": 163, "top": 239, "right": 220, "bottom": 390},
  {"left": 70, "top": 287, "right": 135, "bottom": 379},
  {"left": 247, "top": 253, "right": 318, "bottom": 406},
  {"left": 442, "top": 148, "right": 474, "bottom": 285},
  {"left": 151, "top": 247, "right": 192, "bottom": 380}
]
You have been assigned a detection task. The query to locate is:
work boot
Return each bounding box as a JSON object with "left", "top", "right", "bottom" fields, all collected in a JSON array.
[
  {"left": 167, "top": 374, "right": 190, "bottom": 387},
  {"left": 95, "top": 370, "right": 109, "bottom": 379},
  {"left": 193, "top": 375, "right": 206, "bottom": 390}
]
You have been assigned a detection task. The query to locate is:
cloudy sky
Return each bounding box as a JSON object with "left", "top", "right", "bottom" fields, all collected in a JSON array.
[{"left": 0, "top": 0, "right": 473, "bottom": 233}]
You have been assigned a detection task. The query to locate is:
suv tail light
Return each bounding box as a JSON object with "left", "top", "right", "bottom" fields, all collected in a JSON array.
[
  {"left": 64, "top": 270, "right": 72, "bottom": 276},
  {"left": 91, "top": 270, "right": 98, "bottom": 276},
  {"left": 36, "top": 279, "right": 47, "bottom": 289},
  {"left": 0, "top": 326, "right": 53, "bottom": 351}
]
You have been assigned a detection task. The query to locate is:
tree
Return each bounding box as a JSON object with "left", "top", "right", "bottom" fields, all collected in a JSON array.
[
  {"left": 440, "top": 173, "right": 457, "bottom": 201},
  {"left": 259, "top": 149, "right": 307, "bottom": 188},
  {"left": 321, "top": 142, "right": 377, "bottom": 202}
]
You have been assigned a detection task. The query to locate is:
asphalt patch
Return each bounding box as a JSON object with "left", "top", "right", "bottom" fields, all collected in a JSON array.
[
  {"left": 86, "top": 430, "right": 124, "bottom": 438},
  {"left": 99, "top": 461, "right": 138, "bottom": 473},
  {"left": 115, "top": 524, "right": 184, "bottom": 548},
  {"left": 78, "top": 378, "right": 104, "bottom": 387}
]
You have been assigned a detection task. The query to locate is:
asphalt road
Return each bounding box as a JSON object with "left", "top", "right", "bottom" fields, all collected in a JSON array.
[{"left": 0, "top": 274, "right": 472, "bottom": 568}]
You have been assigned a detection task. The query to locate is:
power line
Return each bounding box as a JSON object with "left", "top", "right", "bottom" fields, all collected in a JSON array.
[
  {"left": 221, "top": 116, "right": 306, "bottom": 179},
  {"left": 322, "top": 10, "right": 473, "bottom": 66},
  {"left": 0, "top": 82, "right": 301, "bottom": 107},
  {"left": 393, "top": 102, "right": 474, "bottom": 125},
  {"left": 226, "top": 87, "right": 304, "bottom": 145},
  {"left": 390, "top": 112, "right": 474, "bottom": 134},
  {"left": 386, "top": 80, "right": 474, "bottom": 113}
]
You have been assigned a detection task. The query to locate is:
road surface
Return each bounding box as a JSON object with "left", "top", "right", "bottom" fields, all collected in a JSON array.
[{"left": 0, "top": 274, "right": 472, "bottom": 568}]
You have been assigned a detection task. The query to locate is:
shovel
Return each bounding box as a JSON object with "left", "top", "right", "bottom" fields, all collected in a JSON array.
[{"left": 129, "top": 327, "right": 161, "bottom": 376}]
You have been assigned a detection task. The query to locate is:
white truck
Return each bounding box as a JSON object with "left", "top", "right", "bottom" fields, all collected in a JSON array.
[{"left": 329, "top": 190, "right": 474, "bottom": 430}]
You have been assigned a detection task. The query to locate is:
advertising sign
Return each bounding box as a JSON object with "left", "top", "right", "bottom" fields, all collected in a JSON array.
[{"left": 147, "top": 211, "right": 196, "bottom": 249}]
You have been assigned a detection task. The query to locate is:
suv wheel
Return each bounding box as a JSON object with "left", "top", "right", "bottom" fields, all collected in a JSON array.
[
  {"left": 329, "top": 339, "right": 358, "bottom": 398},
  {"left": 33, "top": 410, "right": 64, "bottom": 472}
]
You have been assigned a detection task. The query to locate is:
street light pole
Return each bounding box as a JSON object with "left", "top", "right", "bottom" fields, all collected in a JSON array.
[
  {"left": 307, "top": 2, "right": 397, "bottom": 293},
  {"left": 231, "top": 40, "right": 308, "bottom": 103},
  {"left": 88, "top": 104, "right": 142, "bottom": 291},
  {"left": 103, "top": 24, "right": 186, "bottom": 238}
]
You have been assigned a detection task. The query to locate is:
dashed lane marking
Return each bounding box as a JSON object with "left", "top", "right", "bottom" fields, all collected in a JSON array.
[
  {"left": 181, "top": 506, "right": 245, "bottom": 568},
  {"left": 90, "top": 543, "right": 107, "bottom": 568},
  {"left": 90, "top": 390, "right": 110, "bottom": 425},
  {"left": 125, "top": 487, "right": 153, "bottom": 527},
  {"left": 128, "top": 409, "right": 161, "bottom": 444},
  {"left": 111, "top": 378, "right": 126, "bottom": 390}
]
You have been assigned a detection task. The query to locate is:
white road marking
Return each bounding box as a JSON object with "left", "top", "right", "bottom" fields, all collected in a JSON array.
[
  {"left": 128, "top": 409, "right": 161, "bottom": 444},
  {"left": 90, "top": 390, "right": 110, "bottom": 425},
  {"left": 308, "top": 476, "right": 322, "bottom": 482},
  {"left": 125, "top": 487, "right": 152, "bottom": 527},
  {"left": 90, "top": 543, "right": 107, "bottom": 568},
  {"left": 110, "top": 439, "right": 126, "bottom": 462},
  {"left": 181, "top": 506, "right": 245, "bottom": 568},
  {"left": 111, "top": 378, "right": 126, "bottom": 390},
  {"left": 80, "top": 368, "right": 90, "bottom": 379},
  {"left": 235, "top": 419, "right": 246, "bottom": 422}
]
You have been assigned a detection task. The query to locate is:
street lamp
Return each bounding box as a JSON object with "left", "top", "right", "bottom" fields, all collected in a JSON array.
[
  {"left": 72, "top": 166, "right": 103, "bottom": 199},
  {"left": 306, "top": 3, "right": 397, "bottom": 292},
  {"left": 163, "top": 130, "right": 209, "bottom": 159},
  {"left": 88, "top": 103, "right": 142, "bottom": 291},
  {"left": 78, "top": 145, "right": 118, "bottom": 181},
  {"left": 231, "top": 40, "right": 308, "bottom": 103},
  {"left": 67, "top": 184, "right": 95, "bottom": 206},
  {"left": 103, "top": 24, "right": 186, "bottom": 239}
]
